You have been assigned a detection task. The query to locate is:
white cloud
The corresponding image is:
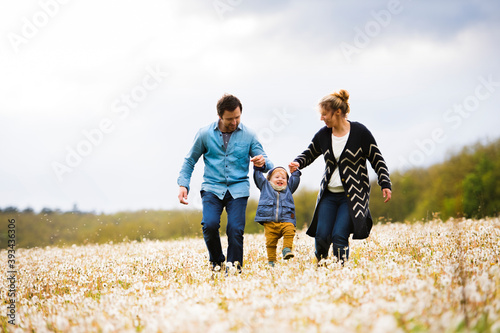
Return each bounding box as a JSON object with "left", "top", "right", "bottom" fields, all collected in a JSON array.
[{"left": 1, "top": 0, "right": 499, "bottom": 212}]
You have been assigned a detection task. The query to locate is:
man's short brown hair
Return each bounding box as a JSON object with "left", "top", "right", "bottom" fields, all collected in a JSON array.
[{"left": 217, "top": 94, "right": 242, "bottom": 117}]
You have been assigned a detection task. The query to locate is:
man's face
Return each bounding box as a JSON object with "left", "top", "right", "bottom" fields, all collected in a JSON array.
[{"left": 219, "top": 107, "right": 241, "bottom": 133}]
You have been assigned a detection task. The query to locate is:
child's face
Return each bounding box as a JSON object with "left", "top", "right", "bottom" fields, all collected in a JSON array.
[{"left": 269, "top": 169, "right": 288, "bottom": 188}]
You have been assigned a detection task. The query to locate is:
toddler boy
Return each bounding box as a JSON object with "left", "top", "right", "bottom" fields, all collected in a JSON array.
[{"left": 252, "top": 164, "right": 301, "bottom": 266}]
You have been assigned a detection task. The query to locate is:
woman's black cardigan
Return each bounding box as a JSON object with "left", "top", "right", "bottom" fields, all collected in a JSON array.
[{"left": 294, "top": 121, "right": 391, "bottom": 239}]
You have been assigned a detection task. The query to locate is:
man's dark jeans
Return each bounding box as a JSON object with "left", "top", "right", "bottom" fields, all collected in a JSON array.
[{"left": 201, "top": 191, "right": 248, "bottom": 268}]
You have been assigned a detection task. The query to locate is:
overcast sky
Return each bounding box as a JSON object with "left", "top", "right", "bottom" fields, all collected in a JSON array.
[{"left": 1, "top": 0, "right": 499, "bottom": 213}]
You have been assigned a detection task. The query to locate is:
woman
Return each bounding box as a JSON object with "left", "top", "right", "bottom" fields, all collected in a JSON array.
[{"left": 289, "top": 89, "right": 392, "bottom": 263}]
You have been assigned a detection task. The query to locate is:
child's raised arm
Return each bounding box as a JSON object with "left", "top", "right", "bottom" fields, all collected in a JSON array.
[
  {"left": 253, "top": 166, "right": 267, "bottom": 190},
  {"left": 288, "top": 170, "right": 301, "bottom": 194}
]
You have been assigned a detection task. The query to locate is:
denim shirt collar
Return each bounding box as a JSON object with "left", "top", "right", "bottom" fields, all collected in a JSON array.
[{"left": 212, "top": 121, "right": 243, "bottom": 133}]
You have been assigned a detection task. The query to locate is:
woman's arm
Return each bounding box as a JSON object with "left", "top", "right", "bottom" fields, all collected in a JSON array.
[
  {"left": 293, "top": 131, "right": 323, "bottom": 169},
  {"left": 363, "top": 128, "right": 392, "bottom": 192}
]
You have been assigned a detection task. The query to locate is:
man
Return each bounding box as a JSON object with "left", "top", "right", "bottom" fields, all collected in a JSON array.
[{"left": 177, "top": 94, "right": 273, "bottom": 271}]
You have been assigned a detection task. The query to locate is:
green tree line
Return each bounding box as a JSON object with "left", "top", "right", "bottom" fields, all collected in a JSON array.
[
  {"left": 1, "top": 138, "right": 498, "bottom": 249},
  {"left": 370, "top": 138, "right": 500, "bottom": 222}
]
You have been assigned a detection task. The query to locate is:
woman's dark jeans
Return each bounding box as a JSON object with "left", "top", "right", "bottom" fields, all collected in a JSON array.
[{"left": 315, "top": 190, "right": 352, "bottom": 262}]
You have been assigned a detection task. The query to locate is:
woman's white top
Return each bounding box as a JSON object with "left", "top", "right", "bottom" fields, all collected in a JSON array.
[{"left": 327, "top": 131, "right": 350, "bottom": 193}]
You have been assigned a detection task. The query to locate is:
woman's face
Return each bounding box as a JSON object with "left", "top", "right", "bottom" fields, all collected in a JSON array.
[{"left": 320, "top": 107, "right": 340, "bottom": 128}]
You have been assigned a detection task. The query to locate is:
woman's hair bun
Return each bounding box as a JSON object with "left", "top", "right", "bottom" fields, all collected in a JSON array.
[
  {"left": 322, "top": 89, "right": 351, "bottom": 115},
  {"left": 333, "top": 89, "right": 349, "bottom": 103}
]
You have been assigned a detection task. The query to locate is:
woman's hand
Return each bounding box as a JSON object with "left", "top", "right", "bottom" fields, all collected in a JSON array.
[
  {"left": 289, "top": 161, "right": 300, "bottom": 173},
  {"left": 382, "top": 188, "right": 392, "bottom": 203}
]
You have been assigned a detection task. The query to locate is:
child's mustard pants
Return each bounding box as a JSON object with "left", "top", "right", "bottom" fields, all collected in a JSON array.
[{"left": 263, "top": 222, "right": 296, "bottom": 262}]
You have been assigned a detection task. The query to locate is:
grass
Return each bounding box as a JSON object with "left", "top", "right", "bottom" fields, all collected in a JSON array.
[{"left": 1, "top": 218, "right": 499, "bottom": 332}]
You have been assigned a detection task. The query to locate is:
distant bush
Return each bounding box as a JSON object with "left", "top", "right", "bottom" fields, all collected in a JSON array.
[
  {"left": 0, "top": 210, "right": 204, "bottom": 249},
  {"left": 2, "top": 138, "right": 498, "bottom": 248}
]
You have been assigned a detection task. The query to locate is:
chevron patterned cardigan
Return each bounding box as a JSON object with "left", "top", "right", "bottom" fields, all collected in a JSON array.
[{"left": 294, "top": 121, "right": 391, "bottom": 240}]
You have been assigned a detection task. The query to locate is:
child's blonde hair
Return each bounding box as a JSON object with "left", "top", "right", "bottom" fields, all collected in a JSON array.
[{"left": 266, "top": 167, "right": 289, "bottom": 181}]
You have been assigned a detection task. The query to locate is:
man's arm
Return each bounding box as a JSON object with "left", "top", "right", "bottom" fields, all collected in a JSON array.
[
  {"left": 250, "top": 136, "right": 273, "bottom": 172},
  {"left": 177, "top": 130, "right": 205, "bottom": 204}
]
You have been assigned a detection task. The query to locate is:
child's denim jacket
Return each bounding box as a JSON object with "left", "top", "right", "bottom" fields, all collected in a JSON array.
[{"left": 253, "top": 166, "right": 301, "bottom": 226}]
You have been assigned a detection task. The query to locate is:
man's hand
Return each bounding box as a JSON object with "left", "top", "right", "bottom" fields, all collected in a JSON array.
[
  {"left": 382, "top": 188, "right": 392, "bottom": 203},
  {"left": 178, "top": 186, "right": 189, "bottom": 205},
  {"left": 289, "top": 161, "right": 300, "bottom": 173},
  {"left": 250, "top": 155, "right": 265, "bottom": 168}
]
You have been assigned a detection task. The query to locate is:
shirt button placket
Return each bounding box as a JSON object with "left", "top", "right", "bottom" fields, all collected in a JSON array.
[{"left": 225, "top": 153, "right": 229, "bottom": 186}]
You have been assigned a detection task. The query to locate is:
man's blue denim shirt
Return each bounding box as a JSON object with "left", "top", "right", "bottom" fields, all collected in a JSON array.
[{"left": 178, "top": 121, "right": 274, "bottom": 200}]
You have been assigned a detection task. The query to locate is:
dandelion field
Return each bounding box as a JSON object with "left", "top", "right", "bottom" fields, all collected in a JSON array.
[{"left": 1, "top": 218, "right": 499, "bottom": 332}]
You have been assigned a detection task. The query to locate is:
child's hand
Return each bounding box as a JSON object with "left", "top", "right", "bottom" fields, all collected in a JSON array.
[
  {"left": 289, "top": 161, "right": 299, "bottom": 173},
  {"left": 251, "top": 155, "right": 265, "bottom": 167}
]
